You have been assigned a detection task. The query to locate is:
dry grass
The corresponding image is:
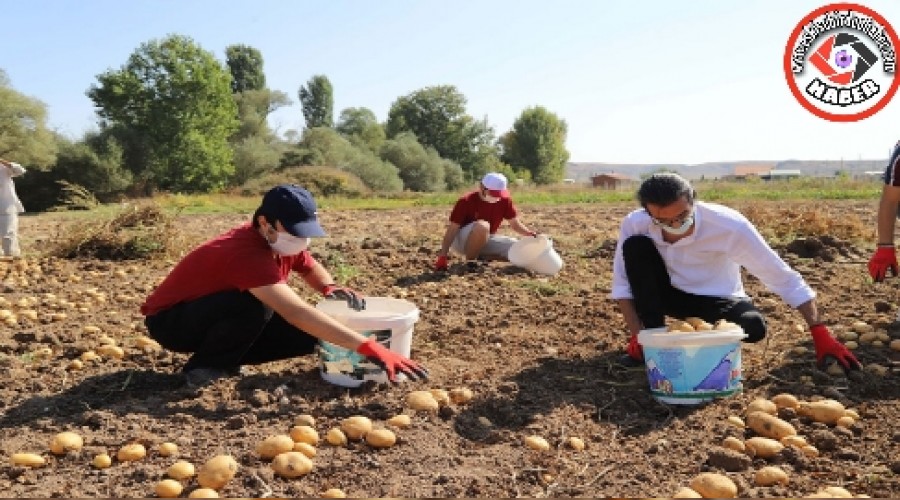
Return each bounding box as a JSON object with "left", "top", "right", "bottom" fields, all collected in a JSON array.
[
  {"left": 739, "top": 201, "right": 874, "bottom": 243},
  {"left": 48, "top": 203, "right": 188, "bottom": 260}
]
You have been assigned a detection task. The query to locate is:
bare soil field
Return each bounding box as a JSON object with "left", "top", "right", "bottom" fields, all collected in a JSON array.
[{"left": 0, "top": 199, "right": 898, "bottom": 498}]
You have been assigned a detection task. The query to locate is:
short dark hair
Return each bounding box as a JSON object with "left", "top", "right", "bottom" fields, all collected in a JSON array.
[{"left": 636, "top": 173, "right": 695, "bottom": 208}]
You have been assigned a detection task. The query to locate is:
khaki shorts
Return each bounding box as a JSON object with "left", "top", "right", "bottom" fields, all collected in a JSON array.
[{"left": 451, "top": 222, "right": 517, "bottom": 259}]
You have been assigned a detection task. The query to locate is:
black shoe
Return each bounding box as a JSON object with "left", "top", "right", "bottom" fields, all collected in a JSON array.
[
  {"left": 184, "top": 367, "right": 232, "bottom": 388},
  {"left": 617, "top": 353, "right": 645, "bottom": 368},
  {"left": 465, "top": 260, "right": 486, "bottom": 272}
]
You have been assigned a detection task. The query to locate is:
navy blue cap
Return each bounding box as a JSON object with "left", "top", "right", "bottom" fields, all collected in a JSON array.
[{"left": 260, "top": 184, "right": 326, "bottom": 237}]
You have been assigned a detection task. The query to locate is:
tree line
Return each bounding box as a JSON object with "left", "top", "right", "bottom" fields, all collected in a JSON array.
[{"left": 0, "top": 34, "right": 570, "bottom": 211}]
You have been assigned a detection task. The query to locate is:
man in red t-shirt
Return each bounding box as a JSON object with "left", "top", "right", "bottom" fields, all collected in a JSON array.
[
  {"left": 434, "top": 172, "right": 538, "bottom": 270},
  {"left": 141, "top": 184, "right": 428, "bottom": 387}
]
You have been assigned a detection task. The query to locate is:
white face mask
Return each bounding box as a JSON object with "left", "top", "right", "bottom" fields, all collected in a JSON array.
[
  {"left": 269, "top": 231, "right": 310, "bottom": 255},
  {"left": 481, "top": 193, "right": 500, "bottom": 204},
  {"left": 661, "top": 214, "right": 695, "bottom": 235}
]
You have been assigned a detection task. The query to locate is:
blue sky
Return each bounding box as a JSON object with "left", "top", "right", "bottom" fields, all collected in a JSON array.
[{"left": 2, "top": 0, "right": 899, "bottom": 164}]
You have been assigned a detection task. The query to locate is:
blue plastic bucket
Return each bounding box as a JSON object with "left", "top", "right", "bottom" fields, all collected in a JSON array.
[{"left": 637, "top": 327, "right": 747, "bottom": 405}]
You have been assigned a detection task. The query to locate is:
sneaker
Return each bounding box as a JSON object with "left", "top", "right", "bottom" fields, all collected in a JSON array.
[{"left": 184, "top": 367, "right": 232, "bottom": 388}]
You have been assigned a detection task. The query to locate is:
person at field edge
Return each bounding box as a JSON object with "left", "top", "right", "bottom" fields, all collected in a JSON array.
[
  {"left": 867, "top": 140, "right": 900, "bottom": 283},
  {"left": 611, "top": 172, "right": 861, "bottom": 372},
  {"left": 434, "top": 172, "right": 539, "bottom": 270},
  {"left": 0, "top": 157, "right": 26, "bottom": 257},
  {"left": 141, "top": 184, "right": 428, "bottom": 387}
]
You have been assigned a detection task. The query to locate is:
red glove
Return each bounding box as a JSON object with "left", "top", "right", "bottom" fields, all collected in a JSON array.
[
  {"left": 626, "top": 334, "right": 644, "bottom": 362},
  {"left": 434, "top": 254, "right": 449, "bottom": 270},
  {"left": 321, "top": 284, "right": 366, "bottom": 311},
  {"left": 356, "top": 338, "right": 429, "bottom": 382},
  {"left": 810, "top": 324, "right": 861, "bottom": 372},
  {"left": 868, "top": 245, "right": 898, "bottom": 282}
]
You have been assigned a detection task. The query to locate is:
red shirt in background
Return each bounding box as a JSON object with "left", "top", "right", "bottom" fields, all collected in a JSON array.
[
  {"left": 448, "top": 191, "right": 518, "bottom": 234},
  {"left": 141, "top": 223, "right": 316, "bottom": 316}
]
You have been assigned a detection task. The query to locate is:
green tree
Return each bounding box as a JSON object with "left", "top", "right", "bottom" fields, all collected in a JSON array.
[
  {"left": 87, "top": 35, "right": 239, "bottom": 192},
  {"left": 298, "top": 127, "right": 401, "bottom": 192},
  {"left": 232, "top": 88, "right": 292, "bottom": 140},
  {"left": 0, "top": 69, "right": 57, "bottom": 168},
  {"left": 225, "top": 44, "right": 266, "bottom": 93},
  {"left": 298, "top": 75, "right": 334, "bottom": 129},
  {"left": 500, "top": 106, "right": 569, "bottom": 185},
  {"left": 385, "top": 85, "right": 496, "bottom": 179},
  {"left": 379, "top": 132, "right": 445, "bottom": 192},
  {"left": 336, "top": 107, "right": 385, "bottom": 153}
]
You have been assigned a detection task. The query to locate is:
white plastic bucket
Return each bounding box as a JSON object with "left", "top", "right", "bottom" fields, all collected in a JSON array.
[
  {"left": 637, "top": 326, "right": 747, "bottom": 405},
  {"left": 507, "top": 235, "right": 563, "bottom": 276},
  {"left": 315, "top": 297, "right": 419, "bottom": 388}
]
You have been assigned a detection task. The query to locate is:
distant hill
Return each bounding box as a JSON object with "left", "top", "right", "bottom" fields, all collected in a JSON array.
[{"left": 566, "top": 159, "right": 888, "bottom": 181}]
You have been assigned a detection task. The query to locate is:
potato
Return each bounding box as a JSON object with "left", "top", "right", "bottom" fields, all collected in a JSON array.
[
  {"left": 801, "top": 445, "right": 819, "bottom": 457},
  {"left": 714, "top": 319, "right": 740, "bottom": 331},
  {"left": 890, "top": 339, "right": 900, "bottom": 351},
  {"left": 50, "top": 431, "right": 84, "bottom": 455},
  {"left": 325, "top": 428, "right": 347, "bottom": 447},
  {"left": 293, "top": 442, "right": 317, "bottom": 458},
  {"left": 270, "top": 451, "right": 313, "bottom": 478},
  {"left": 746, "top": 411, "right": 797, "bottom": 440},
  {"left": 197, "top": 455, "right": 238, "bottom": 490},
  {"left": 10, "top": 453, "right": 45, "bottom": 468},
  {"left": 744, "top": 437, "right": 784, "bottom": 459},
  {"left": 322, "top": 488, "right": 347, "bottom": 498},
  {"left": 294, "top": 414, "right": 316, "bottom": 428},
  {"left": 858, "top": 331, "right": 877, "bottom": 344},
  {"left": 843, "top": 409, "right": 860, "bottom": 420},
  {"left": 672, "top": 486, "right": 703, "bottom": 498},
  {"left": 188, "top": 488, "right": 220, "bottom": 498},
  {"left": 807, "top": 486, "right": 854, "bottom": 498},
  {"left": 67, "top": 359, "right": 84, "bottom": 371},
  {"left": 155, "top": 479, "right": 184, "bottom": 498},
  {"left": 406, "top": 391, "right": 439, "bottom": 412},
  {"left": 135, "top": 336, "right": 161, "bottom": 350},
  {"left": 365, "top": 428, "right": 397, "bottom": 448},
  {"left": 429, "top": 388, "right": 451, "bottom": 406},
  {"left": 168, "top": 460, "right": 196, "bottom": 480},
  {"left": 835, "top": 416, "right": 855, "bottom": 428},
  {"left": 523, "top": 435, "right": 551, "bottom": 452},
  {"left": 800, "top": 399, "right": 845, "bottom": 425},
  {"left": 754, "top": 466, "right": 789, "bottom": 486},
  {"left": 117, "top": 443, "right": 147, "bottom": 462},
  {"left": 289, "top": 425, "right": 319, "bottom": 446},
  {"left": 449, "top": 387, "right": 474, "bottom": 404},
  {"left": 92, "top": 453, "right": 112, "bottom": 469},
  {"left": 746, "top": 398, "right": 777, "bottom": 416},
  {"left": 684, "top": 317, "right": 707, "bottom": 329},
  {"left": 668, "top": 320, "right": 696, "bottom": 332},
  {"left": 386, "top": 414, "right": 412, "bottom": 429},
  {"left": 780, "top": 435, "right": 808, "bottom": 448},
  {"left": 80, "top": 350, "right": 101, "bottom": 363},
  {"left": 689, "top": 472, "right": 738, "bottom": 498},
  {"left": 158, "top": 442, "right": 178, "bottom": 457},
  {"left": 97, "top": 344, "right": 125, "bottom": 359},
  {"left": 722, "top": 436, "right": 745, "bottom": 453},
  {"left": 771, "top": 393, "right": 800, "bottom": 410},
  {"left": 340, "top": 416, "right": 373, "bottom": 440},
  {"left": 256, "top": 434, "right": 295, "bottom": 459},
  {"left": 726, "top": 415, "right": 745, "bottom": 428},
  {"left": 567, "top": 436, "right": 585, "bottom": 451},
  {"left": 851, "top": 321, "right": 873, "bottom": 334}
]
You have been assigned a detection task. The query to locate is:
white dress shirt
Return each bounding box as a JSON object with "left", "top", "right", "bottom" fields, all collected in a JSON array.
[
  {"left": 0, "top": 162, "right": 26, "bottom": 214},
  {"left": 611, "top": 201, "right": 815, "bottom": 308}
]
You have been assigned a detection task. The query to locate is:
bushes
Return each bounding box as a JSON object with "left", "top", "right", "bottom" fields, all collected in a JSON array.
[{"left": 239, "top": 165, "right": 370, "bottom": 198}]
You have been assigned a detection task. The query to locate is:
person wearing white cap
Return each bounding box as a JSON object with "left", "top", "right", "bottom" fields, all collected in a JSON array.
[{"left": 434, "top": 172, "right": 538, "bottom": 270}]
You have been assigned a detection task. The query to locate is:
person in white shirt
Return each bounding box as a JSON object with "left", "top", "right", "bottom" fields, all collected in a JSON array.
[
  {"left": 611, "top": 173, "right": 860, "bottom": 373},
  {"left": 0, "top": 158, "right": 26, "bottom": 257}
]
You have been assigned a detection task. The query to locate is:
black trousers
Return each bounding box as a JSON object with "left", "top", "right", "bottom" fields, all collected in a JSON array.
[
  {"left": 622, "top": 235, "right": 766, "bottom": 342},
  {"left": 145, "top": 290, "right": 319, "bottom": 371}
]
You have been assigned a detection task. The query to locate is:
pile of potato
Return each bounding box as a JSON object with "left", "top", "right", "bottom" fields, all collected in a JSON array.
[
  {"left": 670, "top": 393, "right": 871, "bottom": 498},
  {"left": 667, "top": 317, "right": 741, "bottom": 333}
]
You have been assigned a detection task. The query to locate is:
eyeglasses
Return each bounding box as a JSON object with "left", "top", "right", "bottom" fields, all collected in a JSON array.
[{"left": 649, "top": 207, "right": 693, "bottom": 227}]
